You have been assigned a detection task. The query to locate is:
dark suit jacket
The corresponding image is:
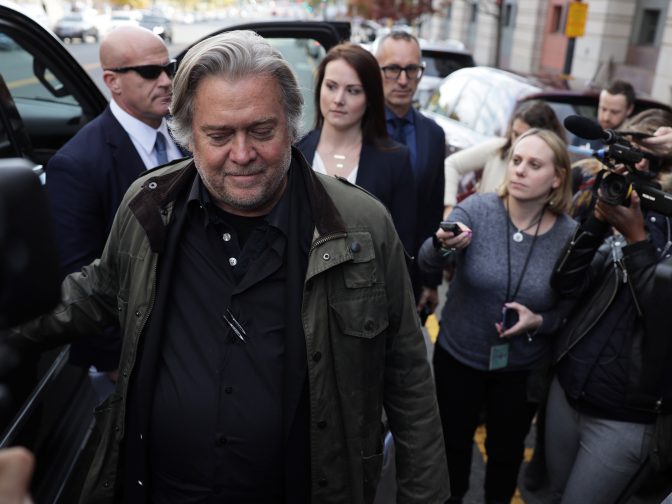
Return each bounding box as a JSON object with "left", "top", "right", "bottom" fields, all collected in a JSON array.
[
  {"left": 46, "top": 106, "right": 148, "bottom": 370},
  {"left": 408, "top": 108, "right": 446, "bottom": 297},
  {"left": 296, "top": 128, "right": 416, "bottom": 254}
]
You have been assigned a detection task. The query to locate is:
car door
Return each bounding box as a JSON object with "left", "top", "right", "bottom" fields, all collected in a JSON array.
[
  {"left": 0, "top": 3, "right": 107, "bottom": 171},
  {"left": 0, "top": 4, "right": 107, "bottom": 503},
  {"left": 176, "top": 21, "right": 347, "bottom": 133}
]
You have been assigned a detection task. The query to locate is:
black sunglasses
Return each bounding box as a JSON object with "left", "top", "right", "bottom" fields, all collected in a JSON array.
[{"left": 105, "top": 59, "right": 177, "bottom": 80}]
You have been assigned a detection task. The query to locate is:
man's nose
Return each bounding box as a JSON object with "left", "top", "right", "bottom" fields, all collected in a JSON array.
[
  {"left": 157, "top": 70, "right": 172, "bottom": 87},
  {"left": 397, "top": 70, "right": 409, "bottom": 85},
  {"left": 229, "top": 134, "right": 256, "bottom": 164}
]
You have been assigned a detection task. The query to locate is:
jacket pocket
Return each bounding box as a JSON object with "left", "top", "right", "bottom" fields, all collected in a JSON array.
[{"left": 330, "top": 287, "right": 389, "bottom": 339}]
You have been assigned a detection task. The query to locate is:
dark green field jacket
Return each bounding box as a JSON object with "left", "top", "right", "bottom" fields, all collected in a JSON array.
[{"left": 17, "top": 148, "right": 449, "bottom": 504}]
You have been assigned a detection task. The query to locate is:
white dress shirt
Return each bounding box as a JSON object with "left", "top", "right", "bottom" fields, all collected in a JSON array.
[{"left": 110, "top": 99, "right": 183, "bottom": 169}]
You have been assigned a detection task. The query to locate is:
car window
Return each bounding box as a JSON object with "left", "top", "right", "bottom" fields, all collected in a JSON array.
[
  {"left": 476, "top": 85, "right": 512, "bottom": 137},
  {"left": 0, "top": 27, "right": 89, "bottom": 165},
  {"left": 422, "top": 50, "right": 474, "bottom": 79},
  {"left": 267, "top": 37, "right": 325, "bottom": 132},
  {"left": 425, "top": 73, "right": 468, "bottom": 119},
  {"left": 450, "top": 77, "right": 491, "bottom": 130}
]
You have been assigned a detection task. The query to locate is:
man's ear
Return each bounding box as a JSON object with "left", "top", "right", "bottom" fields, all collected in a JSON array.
[{"left": 103, "top": 70, "right": 121, "bottom": 95}]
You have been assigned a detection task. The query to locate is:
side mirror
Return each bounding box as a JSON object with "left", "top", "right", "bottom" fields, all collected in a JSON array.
[{"left": 0, "top": 158, "right": 60, "bottom": 328}]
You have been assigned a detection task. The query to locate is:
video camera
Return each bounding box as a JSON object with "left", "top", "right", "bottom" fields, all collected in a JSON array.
[{"left": 564, "top": 115, "right": 672, "bottom": 216}]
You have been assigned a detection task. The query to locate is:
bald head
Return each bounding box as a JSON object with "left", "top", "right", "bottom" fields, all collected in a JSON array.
[
  {"left": 100, "top": 26, "right": 167, "bottom": 69},
  {"left": 100, "top": 26, "right": 172, "bottom": 128}
]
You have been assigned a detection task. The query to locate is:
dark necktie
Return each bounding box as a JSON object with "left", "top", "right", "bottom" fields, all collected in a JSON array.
[
  {"left": 154, "top": 132, "right": 168, "bottom": 166},
  {"left": 390, "top": 117, "right": 407, "bottom": 145}
]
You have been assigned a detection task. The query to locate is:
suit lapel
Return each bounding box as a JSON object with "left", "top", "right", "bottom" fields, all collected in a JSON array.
[
  {"left": 102, "top": 107, "right": 147, "bottom": 179},
  {"left": 412, "top": 109, "right": 429, "bottom": 185}
]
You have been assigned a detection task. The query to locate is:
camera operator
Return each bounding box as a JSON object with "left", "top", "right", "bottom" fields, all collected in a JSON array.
[
  {"left": 570, "top": 108, "right": 672, "bottom": 223},
  {"left": 546, "top": 138, "right": 672, "bottom": 503}
]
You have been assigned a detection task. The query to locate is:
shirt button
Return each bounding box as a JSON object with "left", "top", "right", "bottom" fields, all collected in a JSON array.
[
  {"left": 350, "top": 241, "right": 361, "bottom": 253},
  {"left": 216, "top": 434, "right": 228, "bottom": 446},
  {"left": 364, "top": 320, "right": 375, "bottom": 331},
  {"left": 317, "top": 420, "right": 327, "bottom": 429},
  {"left": 224, "top": 386, "right": 233, "bottom": 394},
  {"left": 222, "top": 232, "right": 232, "bottom": 242},
  {"left": 650, "top": 216, "right": 657, "bottom": 223},
  {"left": 312, "top": 352, "right": 322, "bottom": 362},
  {"left": 229, "top": 257, "right": 238, "bottom": 266}
]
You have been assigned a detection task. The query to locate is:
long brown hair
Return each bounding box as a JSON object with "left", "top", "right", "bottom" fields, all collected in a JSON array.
[
  {"left": 313, "top": 43, "right": 390, "bottom": 147},
  {"left": 499, "top": 100, "right": 566, "bottom": 159}
]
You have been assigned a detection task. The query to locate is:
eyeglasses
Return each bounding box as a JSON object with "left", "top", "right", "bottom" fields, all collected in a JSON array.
[
  {"left": 380, "top": 63, "right": 426, "bottom": 81},
  {"left": 104, "top": 59, "right": 177, "bottom": 80}
]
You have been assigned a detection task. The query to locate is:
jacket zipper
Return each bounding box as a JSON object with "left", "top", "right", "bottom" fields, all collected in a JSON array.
[
  {"left": 557, "top": 263, "right": 620, "bottom": 361},
  {"left": 308, "top": 232, "right": 348, "bottom": 255}
]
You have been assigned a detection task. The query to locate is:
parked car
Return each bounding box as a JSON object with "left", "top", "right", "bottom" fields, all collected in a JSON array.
[
  {"left": 416, "top": 40, "right": 475, "bottom": 108},
  {"left": 139, "top": 12, "right": 173, "bottom": 44},
  {"left": 422, "top": 66, "right": 541, "bottom": 154},
  {"left": 53, "top": 11, "right": 99, "bottom": 43},
  {"left": 423, "top": 66, "right": 672, "bottom": 156},
  {"left": 0, "top": 7, "right": 347, "bottom": 500},
  {"left": 107, "top": 9, "right": 141, "bottom": 32}
]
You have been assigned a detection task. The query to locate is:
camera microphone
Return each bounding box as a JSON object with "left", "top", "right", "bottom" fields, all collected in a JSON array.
[{"left": 564, "top": 115, "right": 619, "bottom": 144}]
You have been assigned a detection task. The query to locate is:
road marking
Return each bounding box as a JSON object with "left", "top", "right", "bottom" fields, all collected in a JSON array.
[
  {"left": 426, "top": 313, "right": 439, "bottom": 343},
  {"left": 6, "top": 62, "right": 100, "bottom": 90}
]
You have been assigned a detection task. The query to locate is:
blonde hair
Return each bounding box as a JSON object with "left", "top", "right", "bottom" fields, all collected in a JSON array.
[{"left": 498, "top": 128, "right": 573, "bottom": 214}]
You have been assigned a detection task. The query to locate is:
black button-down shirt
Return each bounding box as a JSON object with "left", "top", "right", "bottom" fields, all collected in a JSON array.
[{"left": 149, "top": 172, "right": 297, "bottom": 503}]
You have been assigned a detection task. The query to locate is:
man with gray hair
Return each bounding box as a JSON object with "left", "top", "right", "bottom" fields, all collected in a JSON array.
[
  {"left": 12, "top": 30, "right": 449, "bottom": 503},
  {"left": 376, "top": 31, "right": 445, "bottom": 321}
]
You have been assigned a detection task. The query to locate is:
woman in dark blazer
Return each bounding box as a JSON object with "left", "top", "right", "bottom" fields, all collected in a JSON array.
[{"left": 296, "top": 43, "right": 416, "bottom": 253}]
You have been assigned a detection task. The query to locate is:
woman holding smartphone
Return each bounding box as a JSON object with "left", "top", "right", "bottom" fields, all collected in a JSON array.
[{"left": 418, "top": 129, "right": 577, "bottom": 504}]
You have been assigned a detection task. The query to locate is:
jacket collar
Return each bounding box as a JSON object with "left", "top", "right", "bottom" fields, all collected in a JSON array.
[{"left": 129, "top": 146, "right": 346, "bottom": 253}]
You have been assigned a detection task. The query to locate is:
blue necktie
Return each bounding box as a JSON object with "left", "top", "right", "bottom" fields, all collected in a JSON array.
[
  {"left": 154, "top": 132, "right": 168, "bottom": 166},
  {"left": 390, "top": 117, "right": 407, "bottom": 145}
]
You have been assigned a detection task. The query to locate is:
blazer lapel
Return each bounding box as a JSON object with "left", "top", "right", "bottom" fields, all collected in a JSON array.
[{"left": 412, "top": 109, "right": 429, "bottom": 184}]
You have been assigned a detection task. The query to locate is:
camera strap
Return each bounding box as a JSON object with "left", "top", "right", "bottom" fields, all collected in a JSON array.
[{"left": 505, "top": 205, "right": 544, "bottom": 302}]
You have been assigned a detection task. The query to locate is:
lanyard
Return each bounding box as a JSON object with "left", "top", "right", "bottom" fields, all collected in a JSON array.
[{"left": 505, "top": 205, "right": 544, "bottom": 302}]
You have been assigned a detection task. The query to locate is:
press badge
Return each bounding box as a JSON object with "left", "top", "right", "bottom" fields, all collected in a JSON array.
[{"left": 489, "top": 343, "right": 509, "bottom": 370}]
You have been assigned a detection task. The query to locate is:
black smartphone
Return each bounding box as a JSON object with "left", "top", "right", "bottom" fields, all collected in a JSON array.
[
  {"left": 440, "top": 221, "right": 462, "bottom": 236},
  {"left": 501, "top": 306, "right": 519, "bottom": 330}
]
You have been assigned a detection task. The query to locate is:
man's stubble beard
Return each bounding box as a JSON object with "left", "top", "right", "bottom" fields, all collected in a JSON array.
[{"left": 194, "top": 146, "right": 292, "bottom": 213}]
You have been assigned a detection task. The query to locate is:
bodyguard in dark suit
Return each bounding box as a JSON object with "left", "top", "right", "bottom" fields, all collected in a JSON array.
[
  {"left": 376, "top": 31, "right": 446, "bottom": 311},
  {"left": 46, "top": 26, "right": 183, "bottom": 376}
]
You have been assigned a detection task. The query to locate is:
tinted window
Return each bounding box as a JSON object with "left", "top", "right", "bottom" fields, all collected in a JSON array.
[
  {"left": 0, "top": 26, "right": 87, "bottom": 165},
  {"left": 270, "top": 37, "right": 325, "bottom": 131},
  {"left": 422, "top": 50, "right": 474, "bottom": 79}
]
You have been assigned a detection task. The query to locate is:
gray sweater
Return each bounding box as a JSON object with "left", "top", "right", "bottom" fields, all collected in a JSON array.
[{"left": 419, "top": 192, "right": 577, "bottom": 371}]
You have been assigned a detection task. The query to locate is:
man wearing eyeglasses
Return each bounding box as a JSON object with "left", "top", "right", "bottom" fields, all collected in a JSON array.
[
  {"left": 45, "top": 26, "right": 184, "bottom": 393},
  {"left": 376, "top": 31, "right": 446, "bottom": 323}
]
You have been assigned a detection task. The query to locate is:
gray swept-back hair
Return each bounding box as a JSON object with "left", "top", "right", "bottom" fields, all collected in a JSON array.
[{"left": 169, "top": 30, "right": 303, "bottom": 147}]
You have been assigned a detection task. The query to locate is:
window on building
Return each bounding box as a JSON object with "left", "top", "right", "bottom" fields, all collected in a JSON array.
[
  {"left": 504, "top": 4, "right": 514, "bottom": 27},
  {"left": 550, "top": 5, "right": 563, "bottom": 33},
  {"left": 637, "top": 9, "right": 660, "bottom": 45},
  {"left": 470, "top": 3, "right": 478, "bottom": 23}
]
